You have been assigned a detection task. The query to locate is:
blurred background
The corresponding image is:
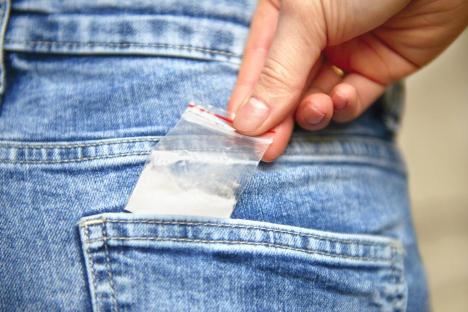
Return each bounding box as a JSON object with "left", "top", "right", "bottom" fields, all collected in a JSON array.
[{"left": 400, "top": 30, "right": 468, "bottom": 311}]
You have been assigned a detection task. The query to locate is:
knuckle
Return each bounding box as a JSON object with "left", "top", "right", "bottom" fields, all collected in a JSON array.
[
  {"left": 258, "top": 58, "right": 303, "bottom": 95},
  {"left": 265, "top": 0, "right": 281, "bottom": 11}
]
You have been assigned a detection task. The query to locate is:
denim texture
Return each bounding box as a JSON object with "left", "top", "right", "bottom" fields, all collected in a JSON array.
[{"left": 0, "top": 1, "right": 429, "bottom": 311}]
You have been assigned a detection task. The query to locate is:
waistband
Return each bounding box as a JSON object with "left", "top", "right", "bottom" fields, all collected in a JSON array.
[
  {"left": 4, "top": 0, "right": 254, "bottom": 62},
  {"left": 0, "top": 0, "right": 255, "bottom": 95}
]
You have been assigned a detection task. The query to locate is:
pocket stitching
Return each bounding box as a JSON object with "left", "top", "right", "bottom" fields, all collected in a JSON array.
[
  {"left": 0, "top": 137, "right": 161, "bottom": 149},
  {"left": 84, "top": 236, "right": 395, "bottom": 263},
  {"left": 84, "top": 225, "right": 100, "bottom": 311},
  {"left": 88, "top": 219, "right": 401, "bottom": 249},
  {"left": 0, "top": 151, "right": 150, "bottom": 164},
  {"left": 102, "top": 222, "right": 119, "bottom": 312},
  {"left": 5, "top": 39, "right": 241, "bottom": 58}
]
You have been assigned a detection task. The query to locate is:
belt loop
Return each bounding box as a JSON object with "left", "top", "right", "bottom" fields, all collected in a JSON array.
[{"left": 0, "top": 0, "right": 11, "bottom": 95}]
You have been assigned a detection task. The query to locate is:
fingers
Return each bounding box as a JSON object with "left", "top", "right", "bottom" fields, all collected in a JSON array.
[
  {"left": 296, "top": 65, "right": 386, "bottom": 127},
  {"left": 331, "top": 74, "right": 386, "bottom": 123},
  {"left": 232, "top": 0, "right": 326, "bottom": 136},
  {"left": 295, "top": 93, "right": 333, "bottom": 131},
  {"left": 295, "top": 64, "right": 343, "bottom": 130},
  {"left": 227, "top": 0, "right": 279, "bottom": 116}
]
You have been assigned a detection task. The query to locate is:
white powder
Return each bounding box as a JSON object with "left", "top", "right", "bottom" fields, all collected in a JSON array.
[{"left": 125, "top": 152, "right": 237, "bottom": 218}]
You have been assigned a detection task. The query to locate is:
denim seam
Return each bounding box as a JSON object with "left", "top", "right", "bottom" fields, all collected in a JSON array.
[
  {"left": 0, "top": 152, "right": 401, "bottom": 169},
  {"left": 84, "top": 225, "right": 100, "bottom": 312},
  {"left": 84, "top": 236, "right": 393, "bottom": 263},
  {"left": 0, "top": 151, "right": 150, "bottom": 164},
  {"left": 391, "top": 245, "right": 408, "bottom": 311},
  {"left": 0, "top": 137, "right": 161, "bottom": 148},
  {"left": 0, "top": 136, "right": 402, "bottom": 168},
  {"left": 4, "top": 39, "right": 242, "bottom": 58},
  {"left": 0, "top": 154, "right": 403, "bottom": 170},
  {"left": 0, "top": 153, "right": 404, "bottom": 174},
  {"left": 391, "top": 247, "right": 400, "bottom": 311},
  {"left": 375, "top": 245, "right": 406, "bottom": 311},
  {"left": 87, "top": 219, "right": 400, "bottom": 249},
  {"left": 102, "top": 222, "right": 119, "bottom": 312},
  {"left": 0, "top": 135, "right": 392, "bottom": 148},
  {"left": 291, "top": 135, "right": 399, "bottom": 151},
  {"left": 279, "top": 157, "right": 405, "bottom": 176}
]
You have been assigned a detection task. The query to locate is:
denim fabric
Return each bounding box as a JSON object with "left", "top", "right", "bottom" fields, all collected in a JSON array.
[{"left": 0, "top": 1, "right": 429, "bottom": 311}]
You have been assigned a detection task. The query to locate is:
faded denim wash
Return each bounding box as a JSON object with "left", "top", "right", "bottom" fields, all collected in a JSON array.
[{"left": 0, "top": 0, "right": 429, "bottom": 311}]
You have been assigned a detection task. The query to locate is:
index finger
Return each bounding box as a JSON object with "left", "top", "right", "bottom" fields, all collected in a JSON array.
[{"left": 227, "top": 0, "right": 280, "bottom": 116}]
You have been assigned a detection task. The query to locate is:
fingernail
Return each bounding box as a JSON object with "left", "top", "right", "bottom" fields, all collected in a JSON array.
[
  {"left": 304, "top": 103, "right": 325, "bottom": 125},
  {"left": 233, "top": 97, "right": 270, "bottom": 132},
  {"left": 333, "top": 93, "right": 347, "bottom": 111},
  {"left": 227, "top": 111, "right": 236, "bottom": 119}
]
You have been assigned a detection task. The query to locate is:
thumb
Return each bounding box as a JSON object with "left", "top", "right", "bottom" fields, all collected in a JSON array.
[{"left": 233, "top": 1, "right": 325, "bottom": 136}]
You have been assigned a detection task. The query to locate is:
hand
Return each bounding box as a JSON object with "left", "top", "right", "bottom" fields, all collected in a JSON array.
[{"left": 228, "top": 0, "right": 468, "bottom": 161}]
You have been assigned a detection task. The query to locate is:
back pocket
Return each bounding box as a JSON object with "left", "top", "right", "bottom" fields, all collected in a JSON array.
[{"left": 78, "top": 213, "right": 407, "bottom": 312}]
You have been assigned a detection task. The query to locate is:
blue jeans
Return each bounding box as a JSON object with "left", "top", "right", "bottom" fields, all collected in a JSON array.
[{"left": 0, "top": 0, "right": 429, "bottom": 311}]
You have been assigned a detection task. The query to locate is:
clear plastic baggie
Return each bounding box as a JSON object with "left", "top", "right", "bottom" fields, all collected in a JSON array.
[{"left": 125, "top": 102, "right": 272, "bottom": 218}]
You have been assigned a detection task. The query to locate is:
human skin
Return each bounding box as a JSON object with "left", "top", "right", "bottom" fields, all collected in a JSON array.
[{"left": 228, "top": 0, "right": 468, "bottom": 161}]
